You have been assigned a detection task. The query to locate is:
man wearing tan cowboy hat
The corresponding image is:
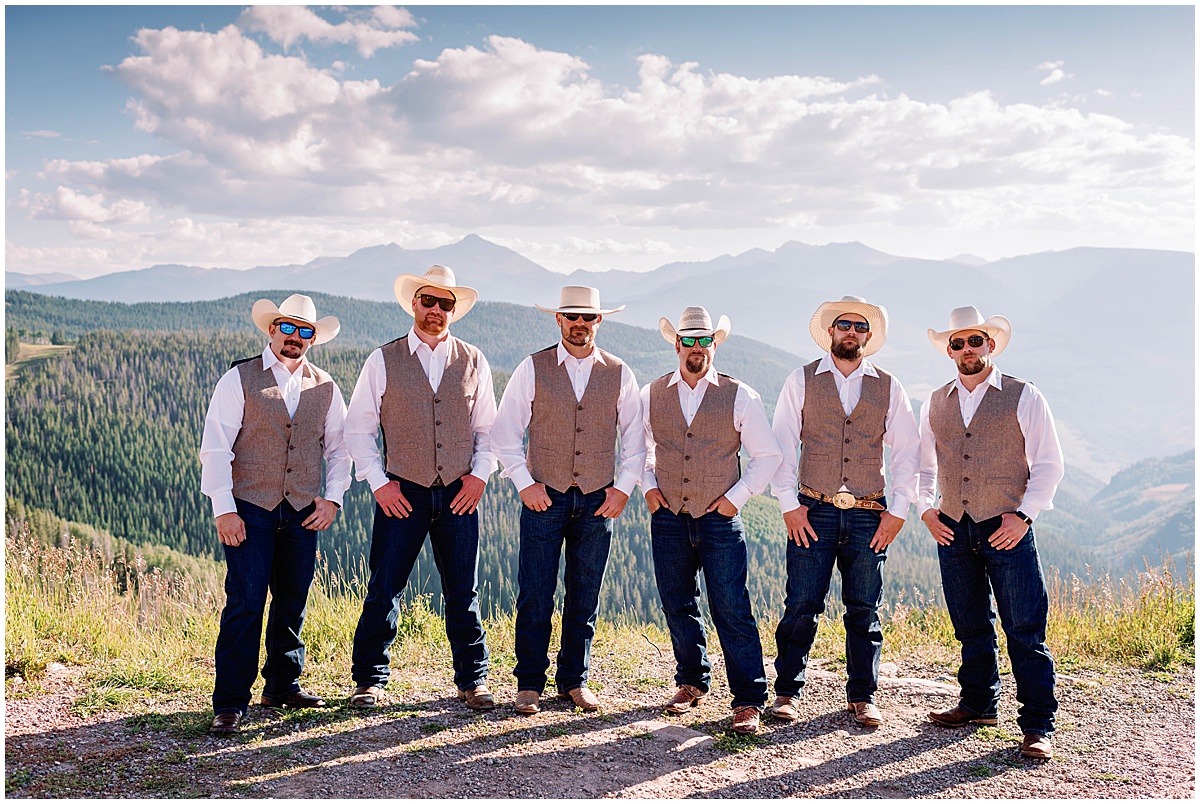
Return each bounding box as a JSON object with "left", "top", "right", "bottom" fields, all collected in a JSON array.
[
  {"left": 768, "top": 295, "right": 920, "bottom": 728},
  {"left": 641, "top": 306, "right": 782, "bottom": 735},
  {"left": 918, "top": 306, "right": 1064, "bottom": 759},
  {"left": 200, "top": 293, "right": 351, "bottom": 734},
  {"left": 492, "top": 286, "right": 645, "bottom": 714},
  {"left": 343, "top": 265, "right": 499, "bottom": 711}
]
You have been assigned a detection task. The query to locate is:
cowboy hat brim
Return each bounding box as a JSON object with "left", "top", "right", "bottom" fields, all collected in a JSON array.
[
  {"left": 928, "top": 315, "right": 1011, "bottom": 357},
  {"left": 251, "top": 299, "right": 340, "bottom": 345},
  {"left": 534, "top": 303, "right": 626, "bottom": 315},
  {"left": 394, "top": 274, "right": 479, "bottom": 319},
  {"left": 809, "top": 300, "right": 889, "bottom": 357},
  {"left": 659, "top": 314, "right": 732, "bottom": 345}
]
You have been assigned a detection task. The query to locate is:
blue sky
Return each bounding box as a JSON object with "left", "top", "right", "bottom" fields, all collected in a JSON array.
[{"left": 5, "top": 5, "right": 1195, "bottom": 277}]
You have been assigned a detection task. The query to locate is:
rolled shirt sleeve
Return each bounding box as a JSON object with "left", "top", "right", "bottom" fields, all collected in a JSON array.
[
  {"left": 199, "top": 367, "right": 246, "bottom": 517},
  {"left": 344, "top": 348, "right": 391, "bottom": 492}
]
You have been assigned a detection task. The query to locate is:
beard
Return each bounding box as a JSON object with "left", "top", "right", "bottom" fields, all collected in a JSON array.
[
  {"left": 831, "top": 337, "right": 862, "bottom": 361},
  {"left": 564, "top": 327, "right": 593, "bottom": 348},
  {"left": 417, "top": 313, "right": 448, "bottom": 336},
  {"left": 684, "top": 352, "right": 711, "bottom": 375},
  {"left": 279, "top": 340, "right": 304, "bottom": 358},
  {"left": 957, "top": 353, "right": 989, "bottom": 376}
]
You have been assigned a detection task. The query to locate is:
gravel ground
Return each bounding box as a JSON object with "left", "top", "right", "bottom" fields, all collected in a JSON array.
[{"left": 5, "top": 654, "right": 1194, "bottom": 798}]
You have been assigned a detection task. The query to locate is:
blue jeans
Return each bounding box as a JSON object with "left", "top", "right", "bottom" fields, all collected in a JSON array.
[
  {"left": 651, "top": 507, "right": 768, "bottom": 710},
  {"left": 774, "top": 496, "right": 887, "bottom": 703},
  {"left": 351, "top": 477, "right": 489, "bottom": 691},
  {"left": 937, "top": 511, "right": 1057, "bottom": 736},
  {"left": 213, "top": 498, "right": 318, "bottom": 715},
  {"left": 513, "top": 485, "right": 613, "bottom": 693}
]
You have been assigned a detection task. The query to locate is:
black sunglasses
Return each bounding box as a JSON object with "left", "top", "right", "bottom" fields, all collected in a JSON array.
[
  {"left": 419, "top": 294, "right": 456, "bottom": 312},
  {"left": 276, "top": 321, "right": 315, "bottom": 340},
  {"left": 834, "top": 319, "right": 870, "bottom": 334},
  {"left": 562, "top": 312, "right": 598, "bottom": 322},
  {"left": 679, "top": 336, "right": 714, "bottom": 348},
  {"left": 949, "top": 334, "right": 988, "bottom": 351}
]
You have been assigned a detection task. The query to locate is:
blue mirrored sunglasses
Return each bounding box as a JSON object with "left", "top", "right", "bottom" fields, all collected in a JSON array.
[{"left": 276, "top": 321, "right": 315, "bottom": 340}]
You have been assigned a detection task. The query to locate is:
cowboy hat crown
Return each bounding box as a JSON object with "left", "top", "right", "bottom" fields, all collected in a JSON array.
[
  {"left": 535, "top": 286, "right": 625, "bottom": 315},
  {"left": 251, "top": 294, "right": 340, "bottom": 345},
  {"left": 659, "top": 306, "right": 732, "bottom": 345}
]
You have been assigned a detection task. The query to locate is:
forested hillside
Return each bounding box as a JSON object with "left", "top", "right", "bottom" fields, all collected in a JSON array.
[{"left": 6, "top": 325, "right": 1107, "bottom": 624}]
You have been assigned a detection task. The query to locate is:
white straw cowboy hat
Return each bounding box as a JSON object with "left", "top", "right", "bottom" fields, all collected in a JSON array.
[
  {"left": 928, "top": 306, "right": 1011, "bottom": 357},
  {"left": 809, "top": 295, "right": 889, "bottom": 357},
  {"left": 659, "top": 306, "right": 732, "bottom": 345},
  {"left": 251, "top": 294, "right": 340, "bottom": 346},
  {"left": 394, "top": 264, "right": 479, "bottom": 319},
  {"left": 535, "top": 286, "right": 625, "bottom": 315}
]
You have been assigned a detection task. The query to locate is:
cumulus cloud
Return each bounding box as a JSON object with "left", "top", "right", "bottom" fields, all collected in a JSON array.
[
  {"left": 24, "top": 130, "right": 62, "bottom": 139},
  {"left": 237, "top": 5, "right": 418, "bottom": 57},
  {"left": 26, "top": 187, "right": 151, "bottom": 225},
  {"left": 13, "top": 28, "right": 1194, "bottom": 273},
  {"left": 1035, "top": 59, "right": 1073, "bottom": 86}
]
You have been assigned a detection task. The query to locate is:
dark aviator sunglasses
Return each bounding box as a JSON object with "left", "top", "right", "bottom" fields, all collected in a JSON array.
[
  {"left": 834, "top": 319, "right": 870, "bottom": 334},
  {"left": 276, "top": 321, "right": 315, "bottom": 340},
  {"left": 419, "top": 294, "right": 456, "bottom": 312},
  {"left": 949, "top": 335, "right": 988, "bottom": 351}
]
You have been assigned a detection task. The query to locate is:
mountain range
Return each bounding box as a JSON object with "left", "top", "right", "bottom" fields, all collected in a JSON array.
[{"left": 7, "top": 236, "right": 1194, "bottom": 480}]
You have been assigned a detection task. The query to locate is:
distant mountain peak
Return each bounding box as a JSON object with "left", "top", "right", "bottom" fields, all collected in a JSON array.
[{"left": 947, "top": 253, "right": 989, "bottom": 266}]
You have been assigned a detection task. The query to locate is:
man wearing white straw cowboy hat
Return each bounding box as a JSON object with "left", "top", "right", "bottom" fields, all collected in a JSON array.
[
  {"left": 769, "top": 295, "right": 920, "bottom": 728},
  {"left": 641, "top": 306, "right": 782, "bottom": 735},
  {"left": 492, "top": 286, "right": 645, "bottom": 714},
  {"left": 918, "top": 306, "right": 1064, "bottom": 760},
  {"left": 343, "top": 265, "right": 499, "bottom": 711},
  {"left": 200, "top": 293, "right": 351, "bottom": 734}
]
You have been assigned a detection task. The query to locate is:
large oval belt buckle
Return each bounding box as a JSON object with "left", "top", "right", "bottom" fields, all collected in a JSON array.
[{"left": 832, "top": 491, "right": 856, "bottom": 510}]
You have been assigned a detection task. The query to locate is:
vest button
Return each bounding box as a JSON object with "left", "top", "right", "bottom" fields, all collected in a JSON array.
[
  {"left": 962, "top": 499, "right": 969, "bottom": 506},
  {"left": 683, "top": 478, "right": 690, "bottom": 483},
  {"left": 573, "top": 471, "right": 580, "bottom": 477},
  {"left": 845, "top": 438, "right": 851, "bottom": 444},
  {"left": 289, "top": 444, "right": 294, "bottom": 450},
  {"left": 287, "top": 468, "right": 293, "bottom": 473},
  {"left": 686, "top": 432, "right": 693, "bottom": 438},
  {"left": 575, "top": 451, "right": 582, "bottom": 456},
  {"left": 576, "top": 427, "right": 583, "bottom": 433},
  {"left": 682, "top": 496, "right": 689, "bottom": 502},
  {"left": 438, "top": 465, "right": 444, "bottom": 471},
  {"left": 577, "top": 404, "right": 584, "bottom": 411},
  {"left": 843, "top": 477, "right": 850, "bottom": 482},
  {"left": 963, "top": 454, "right": 970, "bottom": 460},
  {"left": 435, "top": 420, "right": 441, "bottom": 426},
  {"left": 435, "top": 399, "right": 441, "bottom": 404},
  {"left": 437, "top": 443, "right": 442, "bottom": 448},
  {"left": 684, "top": 455, "right": 690, "bottom": 461},
  {"left": 965, "top": 432, "right": 971, "bottom": 438},
  {"left": 963, "top": 477, "right": 970, "bottom": 482},
  {"left": 286, "top": 423, "right": 291, "bottom": 428},
  {"left": 846, "top": 419, "right": 852, "bottom": 425},
  {"left": 843, "top": 457, "right": 850, "bottom": 463}
]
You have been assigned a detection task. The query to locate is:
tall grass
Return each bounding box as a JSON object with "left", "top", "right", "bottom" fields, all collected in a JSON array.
[{"left": 5, "top": 525, "right": 1193, "bottom": 717}]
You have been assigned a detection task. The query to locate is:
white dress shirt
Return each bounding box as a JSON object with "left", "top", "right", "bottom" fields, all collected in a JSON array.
[
  {"left": 344, "top": 326, "right": 498, "bottom": 492},
  {"left": 640, "top": 367, "right": 783, "bottom": 510},
  {"left": 918, "top": 365, "right": 1065, "bottom": 520},
  {"left": 769, "top": 353, "right": 921, "bottom": 518},
  {"left": 199, "top": 346, "right": 351, "bottom": 518},
  {"left": 492, "top": 342, "right": 646, "bottom": 495}
]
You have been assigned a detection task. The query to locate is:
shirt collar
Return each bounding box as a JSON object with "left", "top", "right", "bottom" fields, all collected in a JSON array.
[
  {"left": 556, "top": 341, "right": 604, "bottom": 365},
  {"left": 816, "top": 352, "right": 878, "bottom": 379},
  {"left": 950, "top": 364, "right": 1003, "bottom": 396},
  {"left": 667, "top": 366, "right": 719, "bottom": 388},
  {"left": 408, "top": 325, "right": 449, "bottom": 354},
  {"left": 262, "top": 345, "right": 306, "bottom": 375}
]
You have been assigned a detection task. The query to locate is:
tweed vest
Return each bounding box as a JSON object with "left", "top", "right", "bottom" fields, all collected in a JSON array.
[
  {"left": 798, "top": 359, "right": 892, "bottom": 497},
  {"left": 649, "top": 373, "right": 742, "bottom": 515},
  {"left": 379, "top": 335, "right": 480, "bottom": 486},
  {"left": 230, "top": 356, "right": 334, "bottom": 511},
  {"left": 928, "top": 374, "right": 1030, "bottom": 522},
  {"left": 527, "top": 346, "right": 624, "bottom": 494}
]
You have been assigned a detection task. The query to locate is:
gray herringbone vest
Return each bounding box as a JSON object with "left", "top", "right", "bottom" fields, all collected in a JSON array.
[
  {"left": 798, "top": 359, "right": 892, "bottom": 497},
  {"left": 928, "top": 375, "right": 1029, "bottom": 522},
  {"left": 527, "top": 346, "right": 624, "bottom": 494},
  {"left": 649, "top": 373, "right": 741, "bottom": 515},
  {"left": 231, "top": 356, "right": 334, "bottom": 511},
  {"left": 379, "top": 335, "right": 480, "bottom": 486}
]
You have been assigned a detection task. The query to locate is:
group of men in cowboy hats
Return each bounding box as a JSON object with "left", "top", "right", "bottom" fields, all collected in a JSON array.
[{"left": 201, "top": 268, "right": 1063, "bottom": 759}]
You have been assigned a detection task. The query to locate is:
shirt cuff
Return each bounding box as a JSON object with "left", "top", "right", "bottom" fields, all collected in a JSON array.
[
  {"left": 366, "top": 468, "right": 391, "bottom": 493},
  {"left": 724, "top": 481, "right": 752, "bottom": 511},
  {"left": 614, "top": 471, "right": 639, "bottom": 497},
  {"left": 470, "top": 467, "right": 492, "bottom": 485},
  {"left": 886, "top": 493, "right": 911, "bottom": 519},
  {"left": 471, "top": 456, "right": 496, "bottom": 481},
  {"left": 1017, "top": 500, "right": 1045, "bottom": 520},
  {"left": 507, "top": 466, "right": 536, "bottom": 492},
  {"left": 323, "top": 486, "right": 347, "bottom": 508},
  {"left": 917, "top": 500, "right": 936, "bottom": 517},
  {"left": 210, "top": 493, "right": 237, "bottom": 518},
  {"left": 641, "top": 470, "right": 658, "bottom": 491},
  {"left": 776, "top": 489, "right": 801, "bottom": 513}
]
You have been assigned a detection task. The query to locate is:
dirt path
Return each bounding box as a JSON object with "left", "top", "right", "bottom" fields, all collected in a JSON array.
[{"left": 5, "top": 657, "right": 1194, "bottom": 798}]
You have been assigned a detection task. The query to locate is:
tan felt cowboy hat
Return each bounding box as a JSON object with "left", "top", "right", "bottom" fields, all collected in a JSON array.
[
  {"left": 928, "top": 306, "right": 1011, "bottom": 357},
  {"left": 659, "top": 306, "right": 732, "bottom": 345},
  {"left": 809, "top": 295, "right": 889, "bottom": 357},
  {"left": 394, "top": 264, "right": 479, "bottom": 319},
  {"left": 251, "top": 293, "right": 340, "bottom": 345},
  {"left": 535, "top": 286, "right": 625, "bottom": 315}
]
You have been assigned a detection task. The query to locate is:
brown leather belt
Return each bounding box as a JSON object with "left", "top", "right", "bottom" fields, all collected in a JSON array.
[{"left": 798, "top": 485, "right": 885, "bottom": 511}]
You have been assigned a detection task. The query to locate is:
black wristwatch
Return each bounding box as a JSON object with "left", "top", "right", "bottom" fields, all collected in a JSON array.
[{"left": 1013, "top": 510, "right": 1033, "bottom": 526}]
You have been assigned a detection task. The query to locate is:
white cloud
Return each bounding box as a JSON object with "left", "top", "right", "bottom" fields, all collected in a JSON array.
[
  {"left": 237, "top": 6, "right": 418, "bottom": 57},
  {"left": 24, "top": 130, "right": 62, "bottom": 139},
  {"left": 26, "top": 187, "right": 151, "bottom": 225},
  {"left": 1035, "top": 59, "right": 1073, "bottom": 86},
  {"left": 11, "top": 30, "right": 1194, "bottom": 274},
  {"left": 1094, "top": 89, "right": 1114, "bottom": 98}
]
